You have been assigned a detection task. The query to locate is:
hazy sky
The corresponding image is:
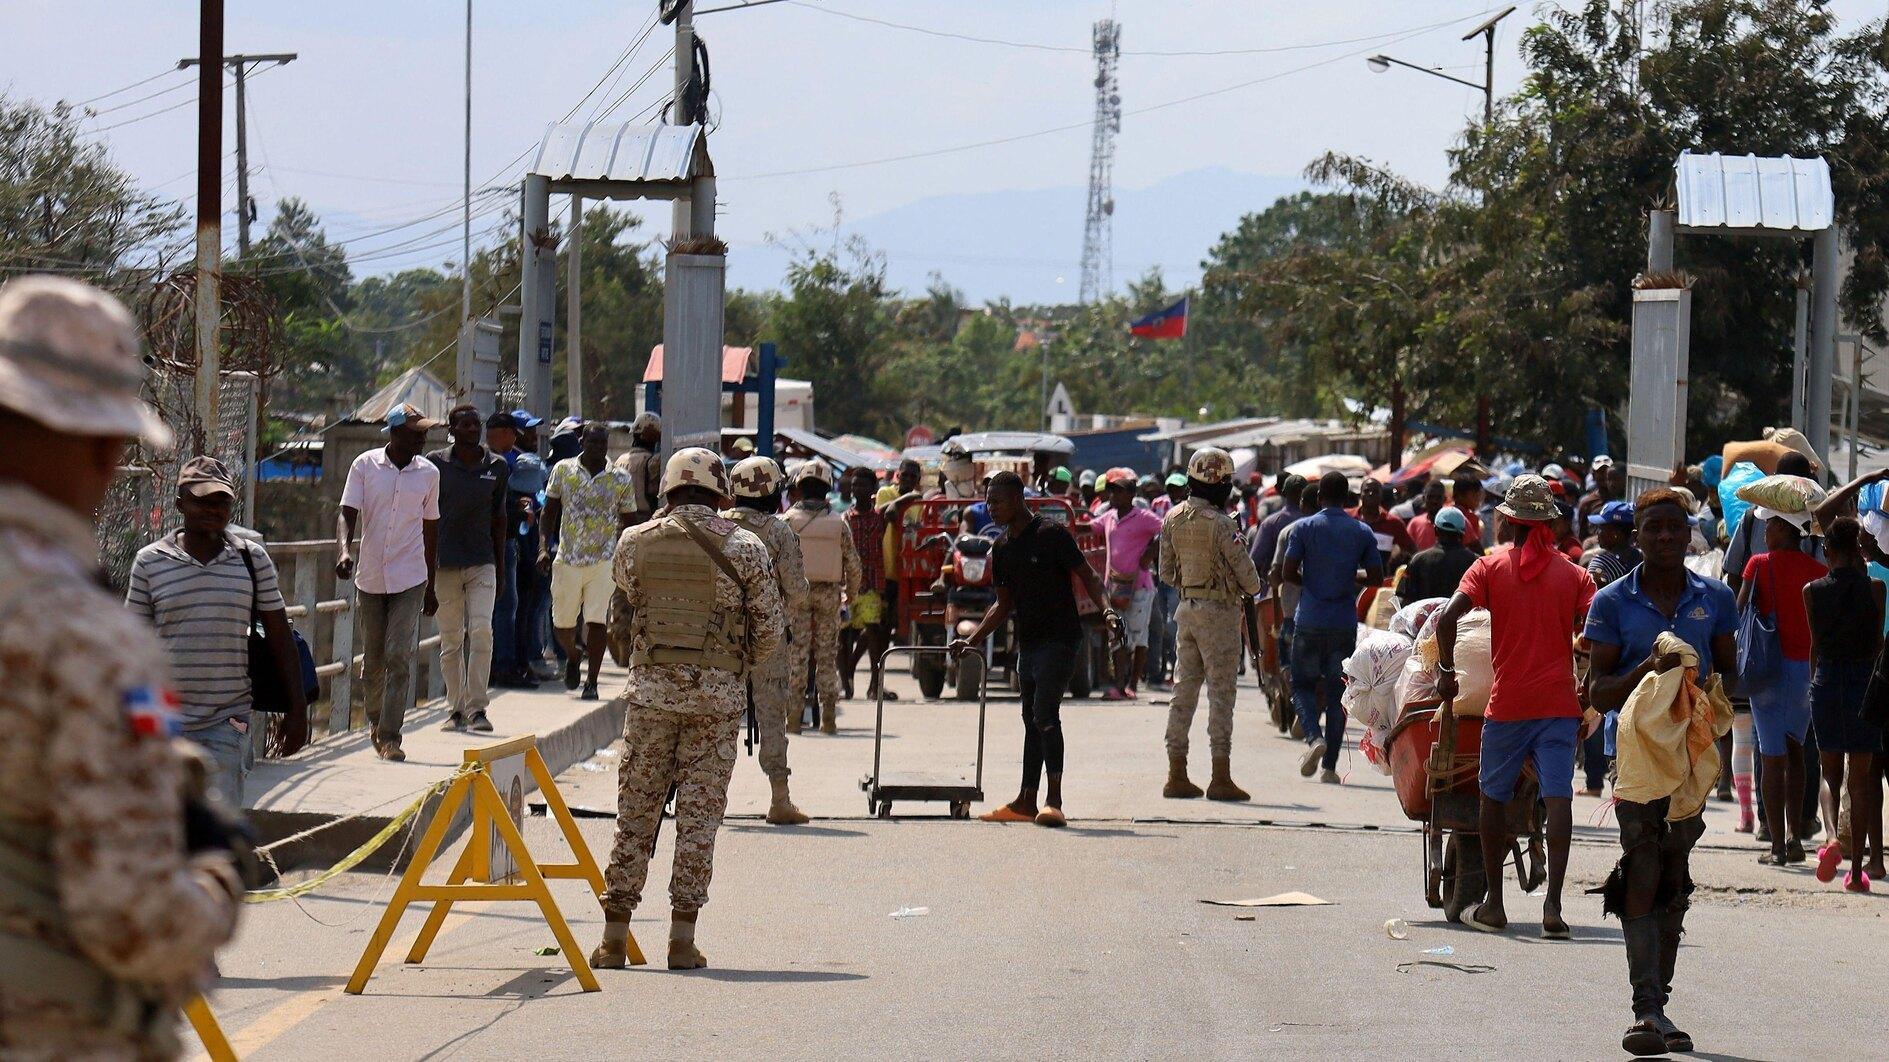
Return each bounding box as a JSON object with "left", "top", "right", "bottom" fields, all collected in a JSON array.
[{"left": 5, "top": 1, "right": 1885, "bottom": 293}]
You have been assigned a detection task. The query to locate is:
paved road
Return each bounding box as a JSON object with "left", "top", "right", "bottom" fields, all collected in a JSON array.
[{"left": 199, "top": 666, "right": 1885, "bottom": 1060}]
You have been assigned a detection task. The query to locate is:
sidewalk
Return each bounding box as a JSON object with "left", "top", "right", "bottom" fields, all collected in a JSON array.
[{"left": 245, "top": 664, "right": 627, "bottom": 872}]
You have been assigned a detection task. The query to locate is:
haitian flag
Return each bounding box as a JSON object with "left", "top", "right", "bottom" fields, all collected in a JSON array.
[{"left": 1129, "top": 296, "right": 1189, "bottom": 340}]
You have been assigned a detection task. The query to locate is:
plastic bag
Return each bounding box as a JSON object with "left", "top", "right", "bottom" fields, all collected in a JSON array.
[
  {"left": 1733, "top": 474, "right": 1825, "bottom": 515},
  {"left": 1390, "top": 598, "right": 1449, "bottom": 642},
  {"left": 1717, "top": 461, "right": 1764, "bottom": 542}
]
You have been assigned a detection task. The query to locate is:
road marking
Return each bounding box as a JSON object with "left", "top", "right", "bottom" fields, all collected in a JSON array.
[{"left": 189, "top": 909, "right": 478, "bottom": 1062}]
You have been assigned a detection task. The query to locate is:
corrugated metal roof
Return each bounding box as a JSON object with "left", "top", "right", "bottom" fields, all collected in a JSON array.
[
  {"left": 643, "top": 345, "right": 752, "bottom": 384},
  {"left": 776, "top": 427, "right": 898, "bottom": 472},
  {"left": 530, "top": 122, "right": 709, "bottom": 184},
  {"left": 1674, "top": 152, "right": 1833, "bottom": 232},
  {"left": 341, "top": 366, "right": 453, "bottom": 425}
]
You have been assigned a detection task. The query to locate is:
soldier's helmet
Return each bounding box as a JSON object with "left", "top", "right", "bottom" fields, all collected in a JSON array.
[
  {"left": 1187, "top": 447, "right": 1235, "bottom": 485},
  {"left": 660, "top": 446, "right": 731, "bottom": 500},
  {"left": 795, "top": 458, "right": 834, "bottom": 485},
  {"left": 729, "top": 455, "right": 783, "bottom": 498}
]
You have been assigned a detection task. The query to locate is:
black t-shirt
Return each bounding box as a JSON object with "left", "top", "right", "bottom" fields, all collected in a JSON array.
[
  {"left": 1401, "top": 542, "right": 1477, "bottom": 604},
  {"left": 993, "top": 515, "right": 1086, "bottom": 645}
]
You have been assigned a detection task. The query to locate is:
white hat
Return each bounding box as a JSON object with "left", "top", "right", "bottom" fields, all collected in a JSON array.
[{"left": 0, "top": 275, "right": 171, "bottom": 447}]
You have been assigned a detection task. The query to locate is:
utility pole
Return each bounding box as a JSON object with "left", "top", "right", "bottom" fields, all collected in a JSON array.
[
  {"left": 458, "top": 0, "right": 473, "bottom": 401},
  {"left": 178, "top": 51, "right": 297, "bottom": 258},
  {"left": 568, "top": 195, "right": 583, "bottom": 415},
  {"left": 189, "top": 1, "right": 223, "bottom": 451}
]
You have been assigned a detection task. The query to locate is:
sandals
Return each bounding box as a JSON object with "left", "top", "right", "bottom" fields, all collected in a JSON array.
[
  {"left": 1844, "top": 870, "right": 1872, "bottom": 893},
  {"left": 1034, "top": 807, "right": 1068, "bottom": 828},
  {"left": 978, "top": 805, "right": 1036, "bottom": 823},
  {"left": 1816, "top": 842, "right": 1843, "bottom": 883},
  {"left": 1464, "top": 905, "right": 1507, "bottom": 934}
]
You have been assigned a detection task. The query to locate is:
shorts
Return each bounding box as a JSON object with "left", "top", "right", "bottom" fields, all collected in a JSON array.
[
  {"left": 1479, "top": 716, "right": 1578, "bottom": 802},
  {"left": 1749, "top": 656, "right": 1812, "bottom": 757},
  {"left": 1811, "top": 658, "right": 1883, "bottom": 755},
  {"left": 848, "top": 589, "right": 886, "bottom": 630},
  {"left": 1122, "top": 586, "right": 1155, "bottom": 649},
  {"left": 551, "top": 559, "right": 613, "bottom": 627}
]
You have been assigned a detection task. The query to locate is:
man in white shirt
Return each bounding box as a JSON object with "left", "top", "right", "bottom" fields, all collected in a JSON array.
[{"left": 337, "top": 403, "right": 441, "bottom": 761}]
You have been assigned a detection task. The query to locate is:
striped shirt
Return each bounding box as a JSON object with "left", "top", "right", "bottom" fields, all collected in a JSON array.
[{"left": 125, "top": 533, "right": 284, "bottom": 730}]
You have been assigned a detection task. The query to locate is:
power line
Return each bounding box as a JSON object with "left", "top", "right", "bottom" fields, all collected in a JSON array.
[
  {"left": 65, "top": 68, "right": 187, "bottom": 109},
  {"left": 788, "top": 1, "right": 1502, "bottom": 58},
  {"left": 82, "top": 77, "right": 198, "bottom": 117},
  {"left": 726, "top": 9, "right": 1497, "bottom": 182}
]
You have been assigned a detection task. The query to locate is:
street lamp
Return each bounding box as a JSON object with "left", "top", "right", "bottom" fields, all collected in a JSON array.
[{"left": 1365, "top": 5, "right": 1514, "bottom": 124}]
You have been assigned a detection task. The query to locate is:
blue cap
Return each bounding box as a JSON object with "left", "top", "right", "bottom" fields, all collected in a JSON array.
[
  {"left": 509, "top": 408, "right": 545, "bottom": 429},
  {"left": 1595, "top": 500, "right": 1636, "bottom": 528},
  {"left": 1433, "top": 505, "right": 1467, "bottom": 534}
]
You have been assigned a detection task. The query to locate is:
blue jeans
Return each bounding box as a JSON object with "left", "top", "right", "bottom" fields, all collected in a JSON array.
[
  {"left": 1017, "top": 638, "right": 1080, "bottom": 788},
  {"left": 492, "top": 538, "right": 520, "bottom": 675},
  {"left": 1290, "top": 625, "right": 1354, "bottom": 769},
  {"left": 189, "top": 715, "right": 249, "bottom": 808},
  {"left": 514, "top": 526, "right": 546, "bottom": 667}
]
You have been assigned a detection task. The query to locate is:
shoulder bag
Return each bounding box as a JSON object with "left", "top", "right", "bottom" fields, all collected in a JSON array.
[
  {"left": 237, "top": 539, "right": 317, "bottom": 713},
  {"left": 1736, "top": 554, "right": 1782, "bottom": 696}
]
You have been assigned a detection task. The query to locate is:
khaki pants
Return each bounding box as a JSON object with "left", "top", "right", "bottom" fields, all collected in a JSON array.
[
  {"left": 791, "top": 587, "right": 843, "bottom": 718},
  {"left": 602, "top": 706, "right": 741, "bottom": 916},
  {"left": 436, "top": 565, "right": 497, "bottom": 719},
  {"left": 1165, "top": 599, "right": 1242, "bottom": 758}
]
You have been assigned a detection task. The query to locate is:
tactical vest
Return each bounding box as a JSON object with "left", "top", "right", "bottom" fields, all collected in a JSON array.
[
  {"left": 629, "top": 516, "right": 750, "bottom": 674},
  {"left": 1168, "top": 505, "right": 1237, "bottom": 604},
  {"left": 0, "top": 816, "right": 175, "bottom": 1047},
  {"left": 786, "top": 507, "right": 845, "bottom": 583}
]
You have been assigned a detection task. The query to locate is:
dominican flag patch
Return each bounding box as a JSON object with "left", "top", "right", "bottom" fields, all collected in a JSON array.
[{"left": 124, "top": 686, "right": 183, "bottom": 739}]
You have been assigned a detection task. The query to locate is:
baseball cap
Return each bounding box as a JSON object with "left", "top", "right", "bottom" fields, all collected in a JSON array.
[
  {"left": 1104, "top": 467, "right": 1137, "bottom": 488},
  {"left": 1050, "top": 466, "right": 1073, "bottom": 484},
  {"left": 1433, "top": 505, "right": 1467, "bottom": 534},
  {"left": 1077, "top": 469, "right": 1098, "bottom": 487},
  {"left": 1164, "top": 472, "right": 1189, "bottom": 488},
  {"left": 0, "top": 275, "right": 172, "bottom": 447},
  {"left": 178, "top": 455, "right": 236, "bottom": 498},
  {"left": 1137, "top": 474, "right": 1158, "bottom": 490},
  {"left": 1541, "top": 462, "right": 1565, "bottom": 480},
  {"left": 382, "top": 402, "right": 440, "bottom": 434},
  {"left": 508, "top": 408, "right": 544, "bottom": 429},
  {"left": 1595, "top": 500, "right": 1636, "bottom": 528},
  {"left": 1592, "top": 454, "right": 1616, "bottom": 470},
  {"left": 485, "top": 410, "right": 518, "bottom": 430}
]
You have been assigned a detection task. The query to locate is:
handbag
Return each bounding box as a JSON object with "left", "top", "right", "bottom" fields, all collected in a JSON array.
[
  {"left": 237, "top": 539, "right": 316, "bottom": 713},
  {"left": 1736, "top": 556, "right": 1783, "bottom": 696}
]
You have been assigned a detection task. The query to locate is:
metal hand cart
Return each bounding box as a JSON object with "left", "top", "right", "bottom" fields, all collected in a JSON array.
[{"left": 860, "top": 646, "right": 987, "bottom": 819}]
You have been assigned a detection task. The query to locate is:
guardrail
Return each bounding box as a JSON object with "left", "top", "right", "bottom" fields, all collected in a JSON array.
[{"left": 271, "top": 539, "right": 444, "bottom": 739}]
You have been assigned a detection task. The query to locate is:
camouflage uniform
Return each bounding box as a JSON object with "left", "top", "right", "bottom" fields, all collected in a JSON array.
[
  {"left": 1159, "top": 466, "right": 1263, "bottom": 762},
  {"left": 0, "top": 484, "right": 243, "bottom": 1060},
  {"left": 721, "top": 506, "right": 810, "bottom": 781},
  {"left": 601, "top": 504, "right": 783, "bottom": 917},
  {"left": 786, "top": 501, "right": 860, "bottom": 725}
]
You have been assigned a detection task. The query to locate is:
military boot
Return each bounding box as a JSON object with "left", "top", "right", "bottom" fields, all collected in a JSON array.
[
  {"left": 668, "top": 916, "right": 707, "bottom": 970},
  {"left": 1163, "top": 753, "right": 1203, "bottom": 799},
  {"left": 1621, "top": 914, "right": 1668, "bottom": 1056},
  {"left": 589, "top": 919, "right": 635, "bottom": 970},
  {"left": 766, "top": 777, "right": 810, "bottom": 825},
  {"left": 1205, "top": 756, "right": 1249, "bottom": 801}
]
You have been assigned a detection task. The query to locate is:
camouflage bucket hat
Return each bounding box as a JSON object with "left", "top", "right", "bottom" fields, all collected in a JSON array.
[
  {"left": 0, "top": 275, "right": 172, "bottom": 447},
  {"left": 728, "top": 455, "right": 783, "bottom": 498},
  {"left": 661, "top": 446, "right": 731, "bottom": 500},
  {"left": 1497, "top": 473, "right": 1560, "bottom": 523},
  {"left": 1187, "top": 447, "right": 1234, "bottom": 485}
]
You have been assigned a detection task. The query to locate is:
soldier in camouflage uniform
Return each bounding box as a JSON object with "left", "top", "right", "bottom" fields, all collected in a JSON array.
[
  {"left": 0, "top": 276, "right": 243, "bottom": 1058},
  {"left": 591, "top": 447, "right": 784, "bottom": 972},
  {"left": 783, "top": 460, "right": 859, "bottom": 734},
  {"left": 607, "top": 412, "right": 662, "bottom": 664},
  {"left": 1158, "top": 447, "right": 1263, "bottom": 802},
  {"left": 722, "top": 456, "right": 812, "bottom": 825}
]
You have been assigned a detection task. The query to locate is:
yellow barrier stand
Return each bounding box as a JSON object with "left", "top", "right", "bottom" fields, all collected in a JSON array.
[
  {"left": 344, "top": 735, "right": 640, "bottom": 994},
  {"left": 185, "top": 995, "right": 236, "bottom": 1061}
]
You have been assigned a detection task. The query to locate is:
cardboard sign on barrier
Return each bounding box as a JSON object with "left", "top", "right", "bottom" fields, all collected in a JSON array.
[{"left": 344, "top": 735, "right": 641, "bottom": 995}]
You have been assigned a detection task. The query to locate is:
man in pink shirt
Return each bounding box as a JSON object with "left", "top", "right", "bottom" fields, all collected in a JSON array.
[
  {"left": 337, "top": 403, "right": 441, "bottom": 761},
  {"left": 1434, "top": 475, "right": 1598, "bottom": 939},
  {"left": 1095, "top": 468, "right": 1162, "bottom": 698}
]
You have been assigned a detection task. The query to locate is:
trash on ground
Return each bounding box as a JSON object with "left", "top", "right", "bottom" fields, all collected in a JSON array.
[
  {"left": 1234, "top": 915, "right": 1256, "bottom": 921},
  {"left": 1423, "top": 945, "right": 1454, "bottom": 956},
  {"left": 534, "top": 946, "right": 560, "bottom": 956},
  {"left": 576, "top": 762, "right": 606, "bottom": 772},
  {"left": 889, "top": 906, "right": 930, "bottom": 919},
  {"left": 1397, "top": 960, "right": 1495, "bottom": 974},
  {"left": 1384, "top": 918, "right": 1410, "bottom": 939},
  {"left": 594, "top": 747, "right": 620, "bottom": 758},
  {"left": 1200, "top": 892, "right": 1331, "bottom": 907}
]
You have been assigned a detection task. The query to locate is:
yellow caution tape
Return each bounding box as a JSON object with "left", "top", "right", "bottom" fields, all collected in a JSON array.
[{"left": 244, "top": 765, "right": 476, "bottom": 904}]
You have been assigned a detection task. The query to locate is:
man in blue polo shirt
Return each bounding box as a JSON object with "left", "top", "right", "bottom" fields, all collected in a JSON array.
[
  {"left": 1584, "top": 487, "right": 1737, "bottom": 1056},
  {"left": 492, "top": 410, "right": 550, "bottom": 687},
  {"left": 1282, "top": 471, "right": 1382, "bottom": 781}
]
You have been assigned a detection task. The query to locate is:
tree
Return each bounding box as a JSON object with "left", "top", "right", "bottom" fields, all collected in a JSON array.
[
  {"left": 0, "top": 94, "right": 185, "bottom": 289},
  {"left": 762, "top": 237, "right": 895, "bottom": 438}
]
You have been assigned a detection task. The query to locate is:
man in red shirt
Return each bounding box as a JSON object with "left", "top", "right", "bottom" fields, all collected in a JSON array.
[
  {"left": 1349, "top": 476, "right": 1415, "bottom": 571},
  {"left": 1434, "top": 475, "right": 1599, "bottom": 939}
]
